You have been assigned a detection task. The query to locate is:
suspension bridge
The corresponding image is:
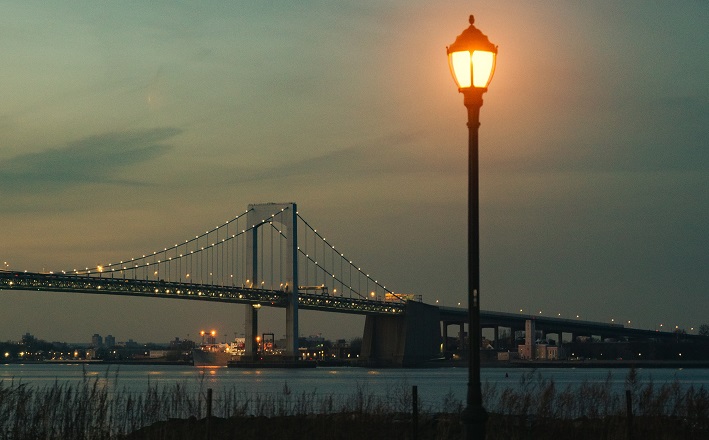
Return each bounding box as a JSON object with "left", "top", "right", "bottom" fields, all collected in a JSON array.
[
  {"left": 3, "top": 202, "right": 688, "bottom": 366},
  {"left": 0, "top": 202, "right": 443, "bottom": 365}
]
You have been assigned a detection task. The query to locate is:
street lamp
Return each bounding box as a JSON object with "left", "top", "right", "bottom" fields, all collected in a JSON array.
[{"left": 446, "top": 14, "right": 497, "bottom": 440}]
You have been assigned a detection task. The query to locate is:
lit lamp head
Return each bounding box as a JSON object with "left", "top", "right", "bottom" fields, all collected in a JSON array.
[{"left": 447, "top": 15, "right": 498, "bottom": 91}]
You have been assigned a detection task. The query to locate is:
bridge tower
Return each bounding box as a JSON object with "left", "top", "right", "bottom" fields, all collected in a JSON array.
[{"left": 245, "top": 202, "right": 299, "bottom": 360}]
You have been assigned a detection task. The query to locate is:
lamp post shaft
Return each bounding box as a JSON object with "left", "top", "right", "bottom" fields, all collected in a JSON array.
[{"left": 463, "top": 88, "right": 488, "bottom": 439}]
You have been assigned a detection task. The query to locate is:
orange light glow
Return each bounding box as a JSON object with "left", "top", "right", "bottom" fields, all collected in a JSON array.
[
  {"left": 447, "top": 15, "right": 497, "bottom": 90},
  {"left": 448, "top": 50, "right": 496, "bottom": 89}
]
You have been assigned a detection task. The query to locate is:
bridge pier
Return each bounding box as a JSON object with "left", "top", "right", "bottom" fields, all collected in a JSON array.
[
  {"left": 360, "top": 301, "right": 441, "bottom": 367},
  {"left": 244, "top": 304, "right": 259, "bottom": 359},
  {"left": 442, "top": 321, "right": 449, "bottom": 353}
]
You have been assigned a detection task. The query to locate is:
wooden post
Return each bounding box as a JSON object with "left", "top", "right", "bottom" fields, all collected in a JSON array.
[
  {"left": 206, "top": 388, "right": 213, "bottom": 440},
  {"left": 625, "top": 389, "right": 633, "bottom": 440},
  {"left": 412, "top": 385, "right": 419, "bottom": 440}
]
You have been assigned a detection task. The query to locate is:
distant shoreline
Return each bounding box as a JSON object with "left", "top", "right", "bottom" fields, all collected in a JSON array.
[
  {"left": 5, "top": 359, "right": 192, "bottom": 366},
  {"left": 485, "top": 359, "right": 709, "bottom": 369},
  {"left": 4, "top": 359, "right": 709, "bottom": 369}
]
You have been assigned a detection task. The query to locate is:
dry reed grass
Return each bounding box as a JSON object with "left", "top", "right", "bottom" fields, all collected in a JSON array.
[{"left": 0, "top": 367, "right": 707, "bottom": 439}]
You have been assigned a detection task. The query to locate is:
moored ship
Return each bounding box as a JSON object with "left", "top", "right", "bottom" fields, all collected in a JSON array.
[
  {"left": 192, "top": 343, "right": 234, "bottom": 367},
  {"left": 192, "top": 330, "right": 244, "bottom": 367}
]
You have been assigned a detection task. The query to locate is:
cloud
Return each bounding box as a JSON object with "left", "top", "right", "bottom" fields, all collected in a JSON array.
[
  {"left": 227, "top": 130, "right": 455, "bottom": 184},
  {"left": 0, "top": 128, "right": 180, "bottom": 194}
]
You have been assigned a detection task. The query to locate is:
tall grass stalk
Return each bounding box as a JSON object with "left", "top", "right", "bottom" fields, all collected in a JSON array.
[{"left": 0, "top": 368, "right": 707, "bottom": 439}]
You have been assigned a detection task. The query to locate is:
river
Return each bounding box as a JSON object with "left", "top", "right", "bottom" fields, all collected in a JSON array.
[{"left": 2, "top": 363, "right": 709, "bottom": 411}]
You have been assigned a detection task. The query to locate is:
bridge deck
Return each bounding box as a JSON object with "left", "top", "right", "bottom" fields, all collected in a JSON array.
[
  {"left": 439, "top": 306, "right": 705, "bottom": 342},
  {"left": 0, "top": 271, "right": 405, "bottom": 315},
  {"left": 4, "top": 271, "right": 704, "bottom": 342}
]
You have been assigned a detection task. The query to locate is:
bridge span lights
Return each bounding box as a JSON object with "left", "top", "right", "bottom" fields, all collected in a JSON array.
[{"left": 447, "top": 14, "right": 497, "bottom": 440}]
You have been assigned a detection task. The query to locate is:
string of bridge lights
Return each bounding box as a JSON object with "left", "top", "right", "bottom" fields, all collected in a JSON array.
[
  {"left": 64, "top": 207, "right": 286, "bottom": 275},
  {"left": 513, "top": 309, "right": 700, "bottom": 332},
  {"left": 295, "top": 214, "right": 403, "bottom": 302},
  {"left": 259, "top": 216, "right": 403, "bottom": 302},
  {"left": 57, "top": 207, "right": 403, "bottom": 302}
]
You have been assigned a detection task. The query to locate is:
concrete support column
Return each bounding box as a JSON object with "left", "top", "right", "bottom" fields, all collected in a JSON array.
[
  {"left": 244, "top": 304, "right": 259, "bottom": 359},
  {"left": 360, "top": 301, "right": 441, "bottom": 366},
  {"left": 442, "top": 321, "right": 449, "bottom": 353},
  {"left": 493, "top": 326, "right": 499, "bottom": 349}
]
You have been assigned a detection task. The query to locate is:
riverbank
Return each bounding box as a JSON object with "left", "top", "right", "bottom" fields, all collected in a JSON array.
[{"left": 122, "top": 413, "right": 708, "bottom": 440}]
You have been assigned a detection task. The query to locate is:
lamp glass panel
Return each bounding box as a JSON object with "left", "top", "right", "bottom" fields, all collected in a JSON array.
[
  {"left": 471, "top": 50, "right": 495, "bottom": 88},
  {"left": 449, "top": 51, "right": 472, "bottom": 88}
]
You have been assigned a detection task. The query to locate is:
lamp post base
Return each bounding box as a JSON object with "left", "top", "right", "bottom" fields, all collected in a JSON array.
[{"left": 461, "top": 403, "right": 488, "bottom": 439}]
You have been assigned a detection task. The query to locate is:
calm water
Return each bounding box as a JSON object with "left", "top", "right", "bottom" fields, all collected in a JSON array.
[{"left": 2, "top": 363, "right": 708, "bottom": 409}]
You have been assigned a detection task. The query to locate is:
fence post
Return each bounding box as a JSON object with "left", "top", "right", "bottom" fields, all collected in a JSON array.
[
  {"left": 412, "top": 385, "right": 418, "bottom": 440},
  {"left": 625, "top": 389, "right": 633, "bottom": 440},
  {"left": 206, "top": 388, "right": 213, "bottom": 440}
]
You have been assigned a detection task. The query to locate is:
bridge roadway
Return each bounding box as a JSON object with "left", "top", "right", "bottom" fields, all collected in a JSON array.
[
  {"left": 441, "top": 306, "right": 705, "bottom": 342},
  {"left": 0, "top": 271, "right": 405, "bottom": 315},
  {"left": 2, "top": 271, "right": 701, "bottom": 343}
]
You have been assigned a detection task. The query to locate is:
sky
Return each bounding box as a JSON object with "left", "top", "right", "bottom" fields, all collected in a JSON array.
[{"left": 1, "top": 1, "right": 707, "bottom": 344}]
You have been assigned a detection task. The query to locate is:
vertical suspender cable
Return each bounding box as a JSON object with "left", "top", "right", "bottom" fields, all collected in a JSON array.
[
  {"left": 279, "top": 220, "right": 283, "bottom": 289},
  {"left": 210, "top": 233, "right": 213, "bottom": 285},
  {"left": 242, "top": 228, "right": 246, "bottom": 287},
  {"left": 224, "top": 223, "right": 227, "bottom": 286},
  {"left": 331, "top": 245, "right": 334, "bottom": 294},
  {"left": 259, "top": 225, "right": 263, "bottom": 288},
  {"left": 207, "top": 231, "right": 211, "bottom": 285},
  {"left": 358, "top": 268, "right": 361, "bottom": 297}
]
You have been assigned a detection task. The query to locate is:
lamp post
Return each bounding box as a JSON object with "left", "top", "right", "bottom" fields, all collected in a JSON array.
[{"left": 446, "top": 15, "right": 497, "bottom": 440}]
